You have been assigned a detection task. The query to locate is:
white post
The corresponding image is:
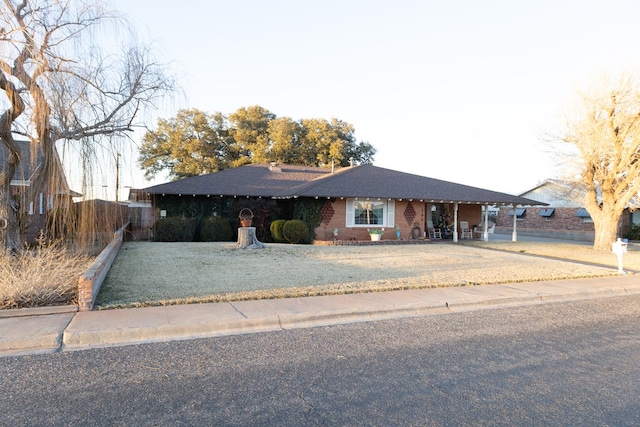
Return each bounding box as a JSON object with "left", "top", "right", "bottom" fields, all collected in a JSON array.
[
  {"left": 511, "top": 204, "right": 518, "bottom": 242},
  {"left": 483, "top": 203, "right": 489, "bottom": 241},
  {"left": 453, "top": 202, "right": 459, "bottom": 243},
  {"left": 612, "top": 238, "right": 627, "bottom": 274},
  {"left": 617, "top": 253, "right": 624, "bottom": 273}
]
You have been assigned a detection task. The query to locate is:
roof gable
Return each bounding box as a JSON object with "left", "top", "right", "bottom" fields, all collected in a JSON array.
[
  {"left": 0, "top": 140, "right": 40, "bottom": 184},
  {"left": 0, "top": 139, "right": 78, "bottom": 196},
  {"left": 519, "top": 180, "right": 585, "bottom": 207}
]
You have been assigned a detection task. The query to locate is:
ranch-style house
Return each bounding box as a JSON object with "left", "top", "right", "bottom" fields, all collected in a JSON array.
[{"left": 141, "top": 163, "right": 546, "bottom": 243}]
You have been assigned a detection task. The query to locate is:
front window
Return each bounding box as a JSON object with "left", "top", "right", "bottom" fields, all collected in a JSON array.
[
  {"left": 347, "top": 198, "right": 394, "bottom": 227},
  {"left": 354, "top": 201, "right": 384, "bottom": 225}
]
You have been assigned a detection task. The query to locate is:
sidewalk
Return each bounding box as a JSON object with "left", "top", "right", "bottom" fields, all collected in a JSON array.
[{"left": 1, "top": 274, "right": 639, "bottom": 357}]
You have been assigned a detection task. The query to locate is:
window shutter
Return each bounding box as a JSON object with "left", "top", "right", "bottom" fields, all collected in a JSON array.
[
  {"left": 346, "top": 198, "right": 354, "bottom": 227},
  {"left": 387, "top": 200, "right": 395, "bottom": 227}
]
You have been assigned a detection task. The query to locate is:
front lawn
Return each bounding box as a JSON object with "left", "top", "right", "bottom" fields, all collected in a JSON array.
[{"left": 95, "top": 241, "right": 628, "bottom": 309}]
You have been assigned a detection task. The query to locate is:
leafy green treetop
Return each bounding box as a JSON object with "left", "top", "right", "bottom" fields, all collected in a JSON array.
[{"left": 138, "top": 105, "right": 376, "bottom": 180}]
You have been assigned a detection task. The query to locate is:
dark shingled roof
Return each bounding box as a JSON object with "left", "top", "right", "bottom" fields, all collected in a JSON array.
[
  {"left": 144, "top": 164, "right": 332, "bottom": 197},
  {"left": 0, "top": 140, "right": 39, "bottom": 182},
  {"left": 0, "top": 139, "right": 81, "bottom": 197},
  {"left": 144, "top": 163, "right": 545, "bottom": 206}
]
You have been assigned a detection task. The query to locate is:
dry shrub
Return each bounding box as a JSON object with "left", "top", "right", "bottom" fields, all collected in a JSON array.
[{"left": 0, "top": 243, "right": 93, "bottom": 309}]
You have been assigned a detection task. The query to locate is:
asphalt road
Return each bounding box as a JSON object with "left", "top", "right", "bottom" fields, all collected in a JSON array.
[{"left": 1, "top": 294, "right": 639, "bottom": 426}]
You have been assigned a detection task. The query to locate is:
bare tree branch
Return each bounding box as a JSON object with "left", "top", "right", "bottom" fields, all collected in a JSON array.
[{"left": 0, "top": 0, "right": 177, "bottom": 252}]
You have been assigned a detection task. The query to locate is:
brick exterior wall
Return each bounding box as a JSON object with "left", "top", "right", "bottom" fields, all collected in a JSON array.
[
  {"left": 313, "top": 199, "right": 482, "bottom": 241},
  {"left": 496, "top": 206, "right": 595, "bottom": 240},
  {"left": 496, "top": 206, "right": 634, "bottom": 239},
  {"left": 456, "top": 204, "right": 483, "bottom": 229},
  {"left": 497, "top": 207, "right": 594, "bottom": 232}
]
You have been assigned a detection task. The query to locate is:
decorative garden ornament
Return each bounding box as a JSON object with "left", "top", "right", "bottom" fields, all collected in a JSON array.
[{"left": 239, "top": 208, "right": 253, "bottom": 227}]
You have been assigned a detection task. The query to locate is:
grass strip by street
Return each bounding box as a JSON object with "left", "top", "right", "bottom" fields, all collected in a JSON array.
[{"left": 94, "top": 241, "right": 633, "bottom": 309}]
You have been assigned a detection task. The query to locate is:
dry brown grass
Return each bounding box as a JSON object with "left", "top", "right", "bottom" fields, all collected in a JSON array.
[
  {"left": 461, "top": 240, "right": 640, "bottom": 270},
  {"left": 0, "top": 244, "right": 93, "bottom": 309}
]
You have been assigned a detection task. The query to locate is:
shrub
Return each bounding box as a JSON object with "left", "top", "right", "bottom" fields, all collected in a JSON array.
[
  {"left": 154, "top": 217, "right": 197, "bottom": 242},
  {"left": 269, "top": 219, "right": 287, "bottom": 242},
  {"left": 293, "top": 199, "right": 324, "bottom": 240},
  {"left": 0, "top": 243, "right": 93, "bottom": 309},
  {"left": 200, "top": 216, "right": 233, "bottom": 241},
  {"left": 626, "top": 223, "right": 640, "bottom": 241},
  {"left": 282, "top": 219, "right": 309, "bottom": 244}
]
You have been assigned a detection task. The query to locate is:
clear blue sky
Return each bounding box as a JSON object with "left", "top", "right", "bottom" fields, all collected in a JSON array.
[{"left": 104, "top": 0, "right": 640, "bottom": 198}]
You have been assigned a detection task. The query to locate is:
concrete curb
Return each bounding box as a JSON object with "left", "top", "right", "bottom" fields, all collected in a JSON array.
[
  {"left": 0, "top": 313, "right": 76, "bottom": 356},
  {"left": 61, "top": 276, "right": 640, "bottom": 352}
]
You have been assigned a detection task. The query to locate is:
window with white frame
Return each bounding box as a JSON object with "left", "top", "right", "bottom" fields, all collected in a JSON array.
[{"left": 346, "top": 199, "right": 395, "bottom": 227}]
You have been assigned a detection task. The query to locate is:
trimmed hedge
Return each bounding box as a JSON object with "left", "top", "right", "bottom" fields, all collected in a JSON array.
[
  {"left": 269, "top": 219, "right": 287, "bottom": 242},
  {"left": 154, "top": 217, "right": 197, "bottom": 242},
  {"left": 282, "top": 219, "right": 309, "bottom": 244},
  {"left": 201, "top": 216, "right": 233, "bottom": 241}
]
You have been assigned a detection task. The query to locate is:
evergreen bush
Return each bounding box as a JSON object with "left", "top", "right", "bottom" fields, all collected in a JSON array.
[
  {"left": 154, "top": 217, "right": 197, "bottom": 242},
  {"left": 282, "top": 219, "right": 309, "bottom": 244},
  {"left": 293, "top": 199, "right": 324, "bottom": 240},
  {"left": 270, "top": 219, "right": 287, "bottom": 242},
  {"left": 626, "top": 223, "right": 640, "bottom": 241},
  {"left": 201, "top": 216, "right": 233, "bottom": 241}
]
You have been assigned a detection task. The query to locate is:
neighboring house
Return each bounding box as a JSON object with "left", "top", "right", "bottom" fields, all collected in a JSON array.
[
  {"left": 141, "top": 163, "right": 544, "bottom": 242},
  {"left": 0, "top": 140, "right": 81, "bottom": 242},
  {"left": 497, "top": 180, "right": 637, "bottom": 241}
]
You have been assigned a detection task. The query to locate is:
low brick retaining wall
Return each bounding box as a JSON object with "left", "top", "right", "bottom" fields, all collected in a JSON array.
[
  {"left": 78, "top": 222, "right": 129, "bottom": 311},
  {"left": 313, "top": 238, "right": 433, "bottom": 246}
]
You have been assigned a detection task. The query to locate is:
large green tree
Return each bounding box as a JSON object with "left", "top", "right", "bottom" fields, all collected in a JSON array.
[
  {"left": 553, "top": 72, "right": 640, "bottom": 250},
  {"left": 0, "top": 0, "right": 175, "bottom": 252},
  {"left": 268, "top": 117, "right": 308, "bottom": 164},
  {"left": 228, "top": 105, "right": 276, "bottom": 166},
  {"left": 138, "top": 109, "right": 233, "bottom": 180},
  {"left": 139, "top": 105, "right": 376, "bottom": 180}
]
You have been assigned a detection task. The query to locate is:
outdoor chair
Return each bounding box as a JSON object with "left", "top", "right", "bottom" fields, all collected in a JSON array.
[
  {"left": 427, "top": 220, "right": 442, "bottom": 239},
  {"left": 473, "top": 221, "right": 495, "bottom": 238},
  {"left": 459, "top": 221, "right": 473, "bottom": 239}
]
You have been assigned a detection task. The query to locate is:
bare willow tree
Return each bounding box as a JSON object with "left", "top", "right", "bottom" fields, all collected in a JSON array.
[
  {"left": 0, "top": 0, "right": 176, "bottom": 253},
  {"left": 553, "top": 72, "right": 640, "bottom": 250}
]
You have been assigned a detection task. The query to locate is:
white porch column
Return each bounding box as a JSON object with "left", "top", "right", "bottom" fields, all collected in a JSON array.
[
  {"left": 453, "top": 202, "right": 459, "bottom": 243},
  {"left": 512, "top": 203, "right": 518, "bottom": 242},
  {"left": 483, "top": 203, "right": 489, "bottom": 242}
]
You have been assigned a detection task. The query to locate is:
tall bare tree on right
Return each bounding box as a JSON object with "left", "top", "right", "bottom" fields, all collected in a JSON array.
[{"left": 555, "top": 72, "right": 640, "bottom": 250}]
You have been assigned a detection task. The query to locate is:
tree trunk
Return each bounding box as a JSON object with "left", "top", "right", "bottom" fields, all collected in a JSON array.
[
  {"left": 592, "top": 210, "right": 621, "bottom": 251},
  {"left": 0, "top": 186, "right": 21, "bottom": 253},
  {"left": 235, "top": 227, "right": 266, "bottom": 249}
]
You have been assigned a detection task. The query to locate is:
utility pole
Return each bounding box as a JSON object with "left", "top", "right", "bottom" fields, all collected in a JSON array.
[{"left": 115, "top": 152, "right": 120, "bottom": 203}]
